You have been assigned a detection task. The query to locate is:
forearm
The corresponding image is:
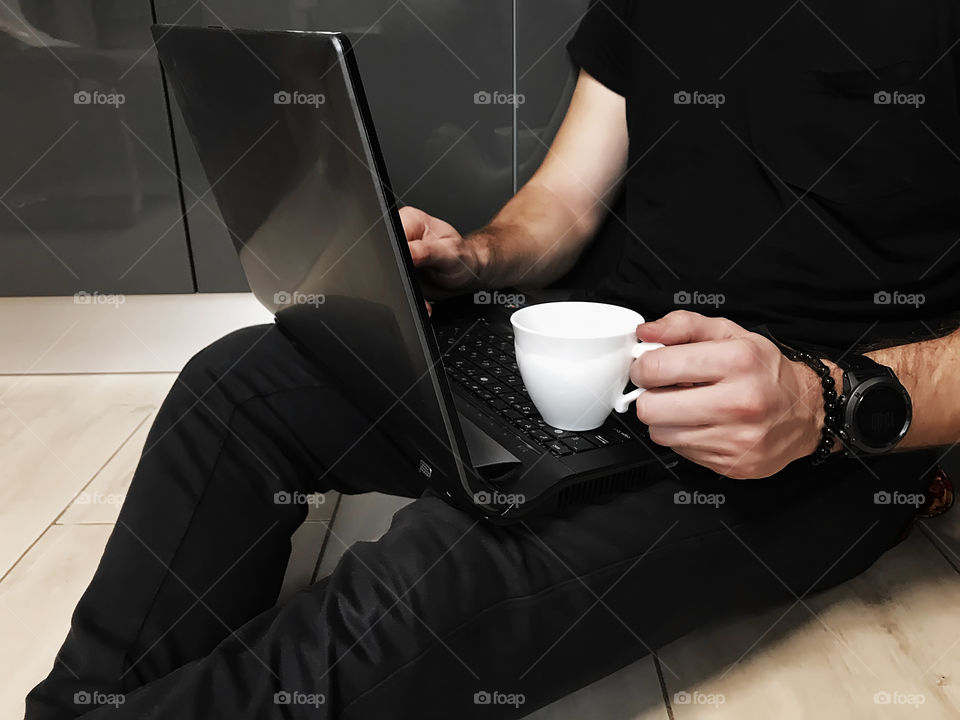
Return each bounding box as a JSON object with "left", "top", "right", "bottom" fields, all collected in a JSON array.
[
  {"left": 866, "top": 328, "right": 960, "bottom": 449},
  {"left": 468, "top": 181, "right": 598, "bottom": 290}
]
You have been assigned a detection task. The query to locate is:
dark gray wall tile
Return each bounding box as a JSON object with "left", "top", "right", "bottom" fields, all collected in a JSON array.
[
  {"left": 0, "top": 0, "right": 193, "bottom": 295},
  {"left": 517, "top": 0, "right": 589, "bottom": 185},
  {"left": 518, "top": 0, "right": 626, "bottom": 291},
  {"left": 155, "top": 0, "right": 514, "bottom": 292}
]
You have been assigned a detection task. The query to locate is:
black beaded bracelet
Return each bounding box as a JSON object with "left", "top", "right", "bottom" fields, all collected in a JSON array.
[{"left": 779, "top": 346, "right": 845, "bottom": 465}]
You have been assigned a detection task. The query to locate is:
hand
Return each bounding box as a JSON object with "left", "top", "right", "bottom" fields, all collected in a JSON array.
[
  {"left": 399, "top": 206, "right": 485, "bottom": 297},
  {"left": 630, "top": 311, "right": 833, "bottom": 479}
]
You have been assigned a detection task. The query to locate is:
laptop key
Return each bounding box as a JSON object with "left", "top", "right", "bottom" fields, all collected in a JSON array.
[
  {"left": 585, "top": 431, "right": 611, "bottom": 447},
  {"left": 562, "top": 435, "right": 596, "bottom": 453},
  {"left": 546, "top": 441, "right": 572, "bottom": 456},
  {"left": 611, "top": 427, "right": 635, "bottom": 442},
  {"left": 590, "top": 427, "right": 632, "bottom": 445},
  {"left": 529, "top": 430, "right": 552, "bottom": 443}
]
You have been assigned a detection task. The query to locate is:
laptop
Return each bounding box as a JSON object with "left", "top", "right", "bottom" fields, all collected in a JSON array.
[{"left": 153, "top": 26, "right": 678, "bottom": 523}]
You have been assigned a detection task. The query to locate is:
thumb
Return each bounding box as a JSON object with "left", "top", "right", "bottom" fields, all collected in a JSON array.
[{"left": 637, "top": 310, "right": 743, "bottom": 345}]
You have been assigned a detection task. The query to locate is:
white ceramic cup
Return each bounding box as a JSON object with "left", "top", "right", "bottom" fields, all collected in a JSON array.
[{"left": 510, "top": 302, "right": 664, "bottom": 431}]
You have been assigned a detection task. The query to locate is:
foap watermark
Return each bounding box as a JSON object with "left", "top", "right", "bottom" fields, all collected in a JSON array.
[
  {"left": 473, "top": 490, "right": 526, "bottom": 507},
  {"left": 473, "top": 690, "right": 526, "bottom": 709},
  {"left": 874, "top": 290, "right": 924, "bottom": 308},
  {"left": 273, "top": 690, "right": 326, "bottom": 708},
  {"left": 274, "top": 90, "right": 326, "bottom": 107},
  {"left": 74, "top": 89, "right": 125, "bottom": 108},
  {"left": 274, "top": 491, "right": 326, "bottom": 508},
  {"left": 474, "top": 290, "right": 525, "bottom": 307},
  {"left": 873, "top": 690, "right": 926, "bottom": 708},
  {"left": 74, "top": 291, "right": 126, "bottom": 308},
  {"left": 674, "top": 290, "right": 725, "bottom": 308},
  {"left": 674, "top": 90, "right": 726, "bottom": 108},
  {"left": 274, "top": 290, "right": 326, "bottom": 308},
  {"left": 73, "top": 690, "right": 125, "bottom": 708},
  {"left": 474, "top": 90, "right": 526, "bottom": 107},
  {"left": 673, "top": 690, "right": 726, "bottom": 707},
  {"left": 75, "top": 491, "right": 124, "bottom": 507},
  {"left": 874, "top": 90, "right": 925, "bottom": 108},
  {"left": 674, "top": 490, "right": 725, "bottom": 508},
  {"left": 874, "top": 490, "right": 925, "bottom": 508}
]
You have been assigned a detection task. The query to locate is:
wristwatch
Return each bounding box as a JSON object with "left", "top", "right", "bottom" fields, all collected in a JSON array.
[{"left": 832, "top": 353, "right": 912, "bottom": 456}]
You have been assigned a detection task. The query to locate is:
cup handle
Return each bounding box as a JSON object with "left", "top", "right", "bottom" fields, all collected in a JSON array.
[{"left": 613, "top": 342, "right": 665, "bottom": 413}]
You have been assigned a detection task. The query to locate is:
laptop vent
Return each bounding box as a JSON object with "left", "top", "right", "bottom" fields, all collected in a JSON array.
[{"left": 554, "top": 469, "right": 647, "bottom": 510}]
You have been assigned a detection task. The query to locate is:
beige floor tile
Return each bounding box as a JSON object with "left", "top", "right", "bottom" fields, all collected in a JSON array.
[
  {"left": 524, "top": 657, "right": 669, "bottom": 720},
  {"left": 279, "top": 492, "right": 340, "bottom": 603},
  {"left": 0, "top": 374, "right": 173, "bottom": 577},
  {"left": 0, "top": 524, "right": 112, "bottom": 720},
  {"left": 659, "top": 533, "right": 960, "bottom": 719},
  {"left": 57, "top": 416, "right": 155, "bottom": 525},
  {"left": 0, "top": 294, "right": 272, "bottom": 374},
  {"left": 315, "top": 493, "right": 414, "bottom": 579}
]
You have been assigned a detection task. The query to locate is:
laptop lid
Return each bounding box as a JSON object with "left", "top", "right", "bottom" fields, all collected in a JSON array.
[{"left": 153, "top": 26, "right": 489, "bottom": 509}]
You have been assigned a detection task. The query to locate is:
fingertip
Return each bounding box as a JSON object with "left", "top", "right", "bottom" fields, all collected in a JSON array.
[{"left": 636, "top": 321, "right": 662, "bottom": 340}]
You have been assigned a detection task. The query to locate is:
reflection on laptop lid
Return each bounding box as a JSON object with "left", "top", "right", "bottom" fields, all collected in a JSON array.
[{"left": 154, "top": 26, "right": 480, "bottom": 508}]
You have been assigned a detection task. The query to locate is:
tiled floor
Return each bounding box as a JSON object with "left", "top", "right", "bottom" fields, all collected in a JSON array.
[{"left": 2, "top": 370, "right": 960, "bottom": 719}]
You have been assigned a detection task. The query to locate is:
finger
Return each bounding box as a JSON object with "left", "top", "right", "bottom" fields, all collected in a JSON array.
[
  {"left": 398, "top": 206, "right": 429, "bottom": 243},
  {"left": 407, "top": 237, "right": 452, "bottom": 268},
  {"left": 631, "top": 343, "right": 726, "bottom": 388},
  {"left": 634, "top": 384, "right": 737, "bottom": 427},
  {"left": 425, "top": 300, "right": 433, "bottom": 317},
  {"left": 637, "top": 310, "right": 743, "bottom": 345},
  {"left": 647, "top": 423, "right": 717, "bottom": 450}
]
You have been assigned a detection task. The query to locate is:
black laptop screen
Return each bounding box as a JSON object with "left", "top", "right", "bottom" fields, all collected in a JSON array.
[{"left": 154, "top": 27, "right": 468, "bottom": 494}]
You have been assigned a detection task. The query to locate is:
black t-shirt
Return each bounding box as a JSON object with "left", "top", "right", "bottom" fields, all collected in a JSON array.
[{"left": 568, "top": 0, "right": 960, "bottom": 351}]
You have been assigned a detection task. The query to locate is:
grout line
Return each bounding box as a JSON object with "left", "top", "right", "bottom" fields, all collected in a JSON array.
[
  {"left": 654, "top": 655, "right": 676, "bottom": 720},
  {"left": 0, "top": 402, "right": 157, "bottom": 588},
  {"left": 512, "top": 0, "right": 519, "bottom": 194},
  {"left": 310, "top": 492, "right": 344, "bottom": 584},
  {"left": 149, "top": 0, "right": 200, "bottom": 291},
  {"left": 0, "top": 525, "right": 57, "bottom": 588},
  {"left": 51, "top": 412, "right": 156, "bottom": 526}
]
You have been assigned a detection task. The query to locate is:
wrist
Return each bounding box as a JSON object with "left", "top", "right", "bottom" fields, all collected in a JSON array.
[
  {"left": 465, "top": 228, "right": 496, "bottom": 289},
  {"left": 790, "top": 356, "right": 845, "bottom": 459}
]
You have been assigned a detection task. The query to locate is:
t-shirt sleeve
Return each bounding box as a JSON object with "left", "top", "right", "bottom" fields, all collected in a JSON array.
[{"left": 566, "top": 0, "right": 631, "bottom": 96}]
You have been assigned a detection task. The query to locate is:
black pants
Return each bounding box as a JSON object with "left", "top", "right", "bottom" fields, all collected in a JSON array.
[{"left": 26, "top": 324, "right": 933, "bottom": 719}]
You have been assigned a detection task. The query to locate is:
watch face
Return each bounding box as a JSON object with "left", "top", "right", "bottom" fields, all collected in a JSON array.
[{"left": 854, "top": 384, "right": 909, "bottom": 448}]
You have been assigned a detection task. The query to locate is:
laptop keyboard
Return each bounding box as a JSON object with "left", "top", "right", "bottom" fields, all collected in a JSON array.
[{"left": 435, "top": 318, "right": 638, "bottom": 458}]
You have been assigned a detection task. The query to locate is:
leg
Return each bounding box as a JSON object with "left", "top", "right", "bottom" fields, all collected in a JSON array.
[
  {"left": 26, "top": 323, "right": 428, "bottom": 719},
  {"left": 60, "top": 449, "right": 932, "bottom": 719}
]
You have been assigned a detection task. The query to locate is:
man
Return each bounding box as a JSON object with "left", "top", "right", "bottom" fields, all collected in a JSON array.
[{"left": 27, "top": 1, "right": 960, "bottom": 718}]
